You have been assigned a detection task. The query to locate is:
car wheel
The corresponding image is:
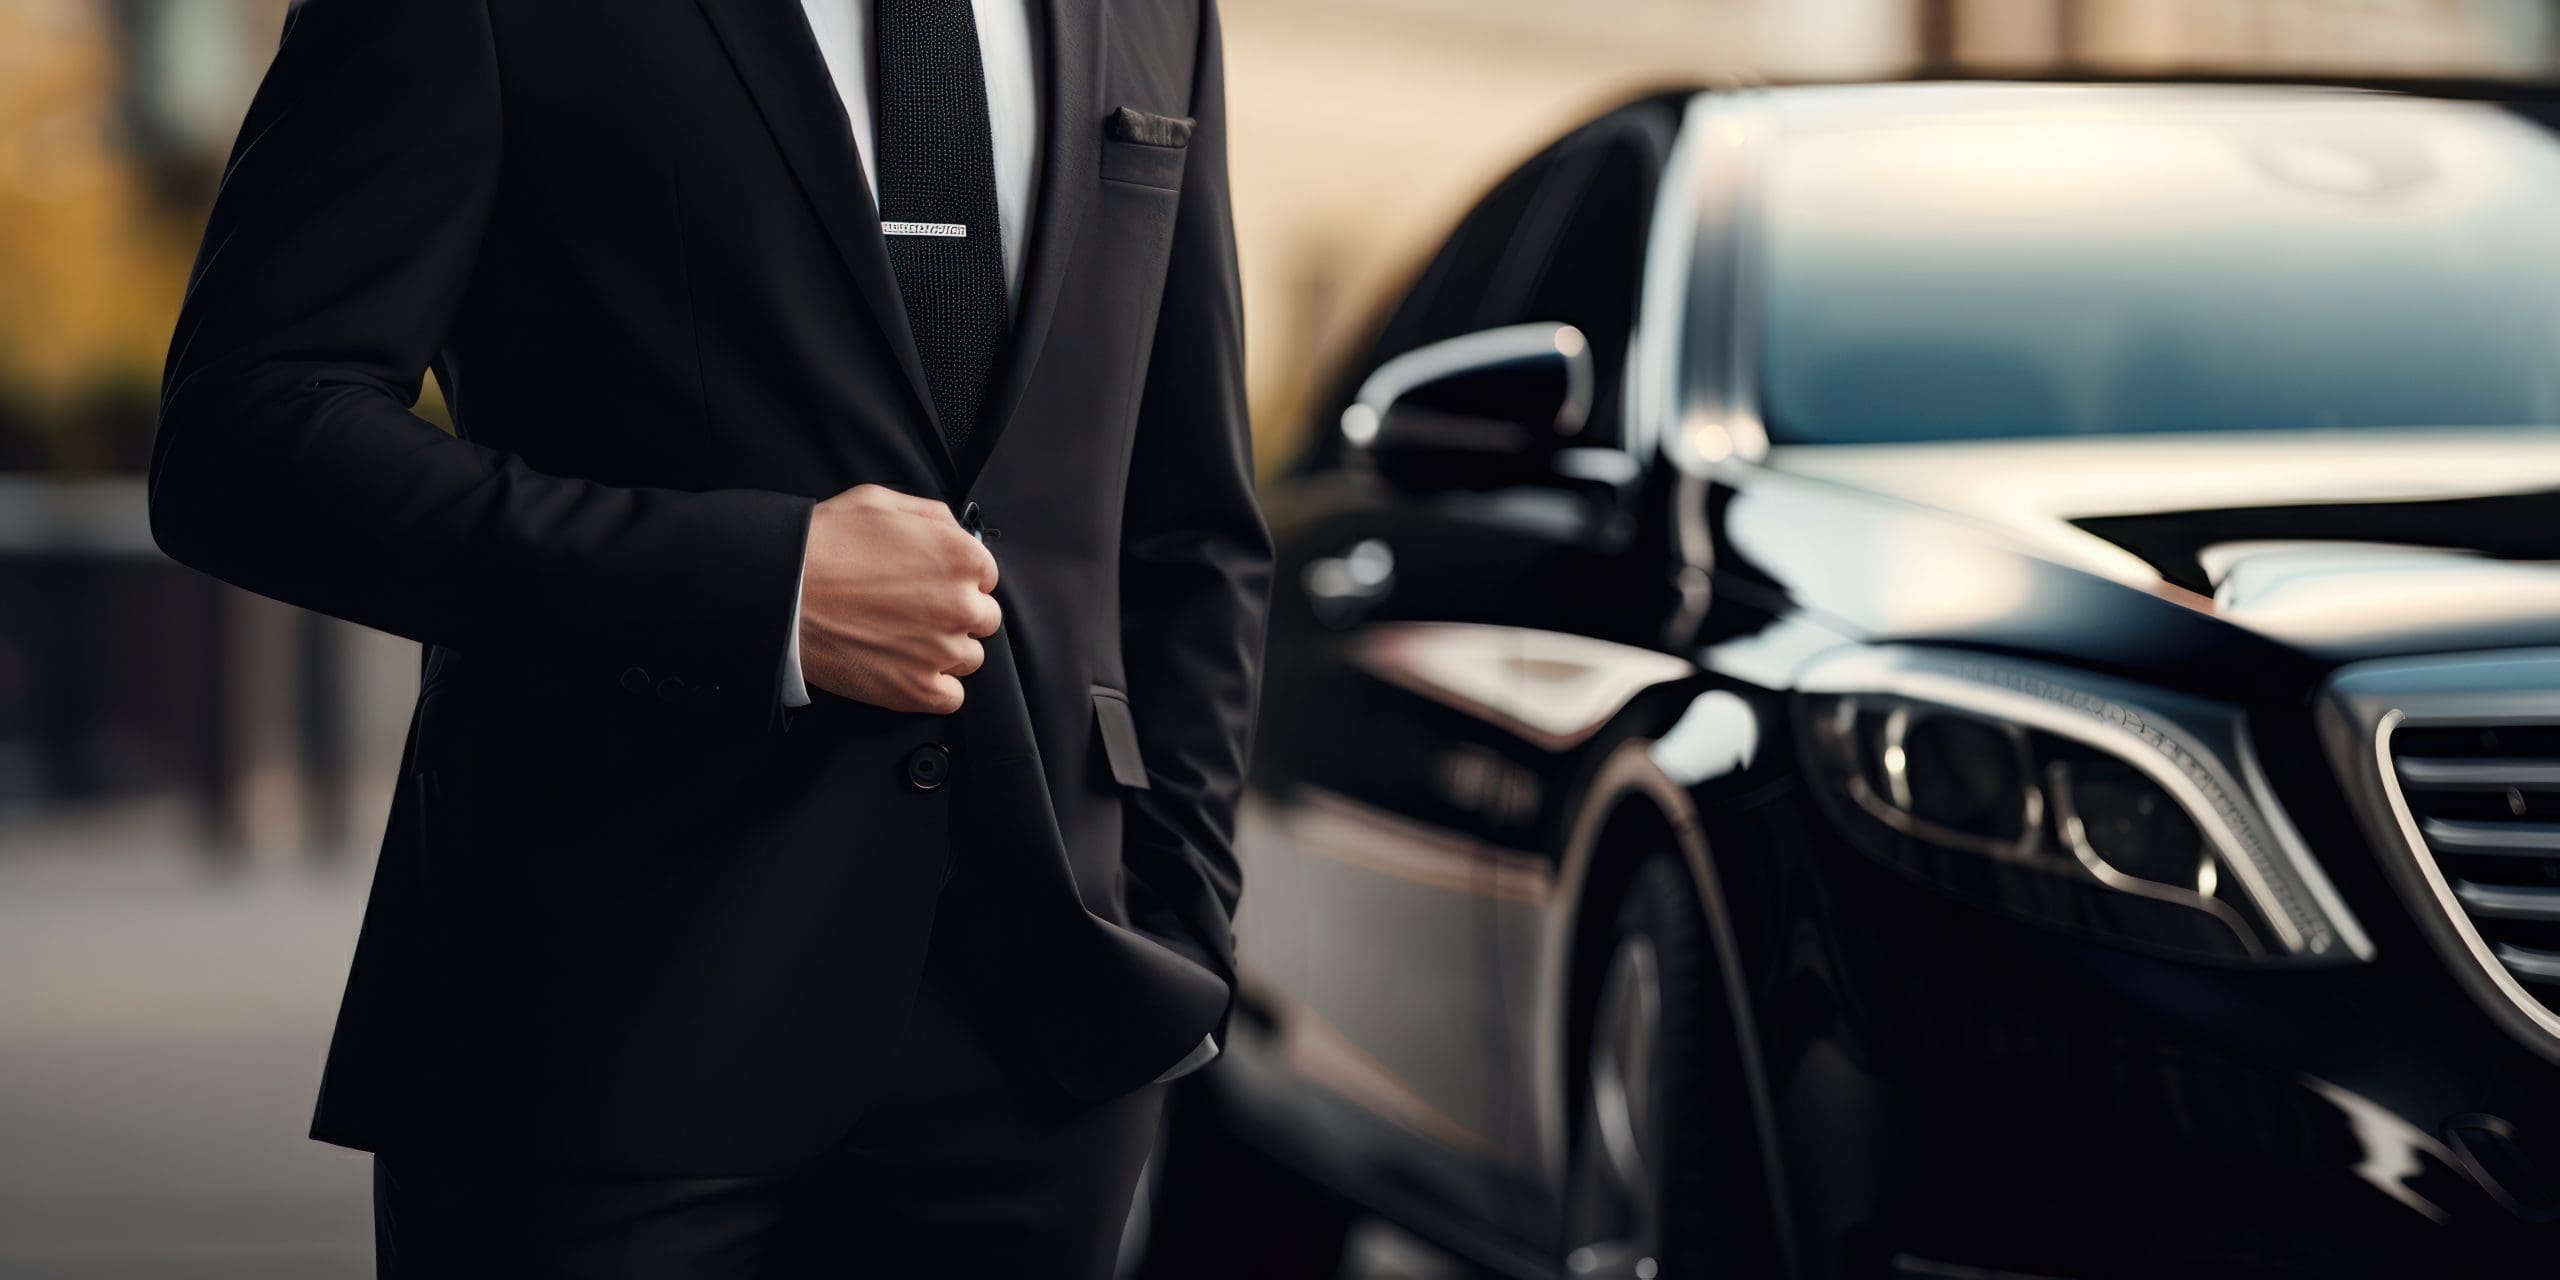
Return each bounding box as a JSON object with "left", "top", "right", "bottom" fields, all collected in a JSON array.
[{"left": 1563, "top": 848, "right": 1773, "bottom": 1279}]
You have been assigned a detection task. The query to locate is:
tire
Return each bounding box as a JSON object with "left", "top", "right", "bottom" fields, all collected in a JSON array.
[
  {"left": 1562, "top": 849, "right": 1781, "bottom": 1279},
  {"left": 1126, "top": 1073, "right": 1354, "bottom": 1280}
]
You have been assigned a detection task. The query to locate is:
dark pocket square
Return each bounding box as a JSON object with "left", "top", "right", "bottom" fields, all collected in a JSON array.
[{"left": 1107, "top": 107, "right": 1194, "bottom": 148}]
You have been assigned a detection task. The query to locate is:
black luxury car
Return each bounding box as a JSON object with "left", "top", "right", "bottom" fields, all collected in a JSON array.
[{"left": 1136, "top": 82, "right": 2560, "bottom": 1279}]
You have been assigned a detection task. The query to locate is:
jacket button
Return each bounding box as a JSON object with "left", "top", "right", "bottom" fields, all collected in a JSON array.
[
  {"left": 656, "top": 675, "right": 689, "bottom": 703},
  {"left": 905, "top": 742, "right": 951, "bottom": 791},
  {"left": 960, "top": 500, "right": 984, "bottom": 540},
  {"left": 620, "top": 666, "right": 651, "bottom": 695}
]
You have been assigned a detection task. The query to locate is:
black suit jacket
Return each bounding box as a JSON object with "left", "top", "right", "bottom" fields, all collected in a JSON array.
[{"left": 150, "top": 0, "right": 1268, "bottom": 1176}]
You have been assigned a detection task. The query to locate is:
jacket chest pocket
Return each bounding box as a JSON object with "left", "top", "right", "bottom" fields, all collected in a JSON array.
[
  {"left": 1100, "top": 135, "right": 1188, "bottom": 193},
  {"left": 1093, "top": 135, "right": 1186, "bottom": 276}
]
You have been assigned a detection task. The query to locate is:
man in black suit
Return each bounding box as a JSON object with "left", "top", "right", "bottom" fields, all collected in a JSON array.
[{"left": 150, "top": 0, "right": 1268, "bottom": 1271}]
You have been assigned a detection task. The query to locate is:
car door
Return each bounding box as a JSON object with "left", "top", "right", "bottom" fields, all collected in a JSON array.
[
  {"left": 1446, "top": 110, "right": 1716, "bottom": 1240},
  {"left": 1235, "top": 102, "right": 1680, "bottom": 1236}
]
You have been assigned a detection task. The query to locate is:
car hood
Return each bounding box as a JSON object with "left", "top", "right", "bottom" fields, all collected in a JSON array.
[{"left": 1726, "top": 428, "right": 2560, "bottom": 684}]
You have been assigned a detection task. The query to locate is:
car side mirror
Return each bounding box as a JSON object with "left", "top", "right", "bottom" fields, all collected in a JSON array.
[{"left": 1341, "top": 323, "right": 1594, "bottom": 493}]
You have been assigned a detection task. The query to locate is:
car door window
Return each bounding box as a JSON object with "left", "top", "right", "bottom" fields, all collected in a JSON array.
[
  {"left": 1301, "top": 103, "right": 1676, "bottom": 476},
  {"left": 1488, "top": 118, "right": 1667, "bottom": 450}
]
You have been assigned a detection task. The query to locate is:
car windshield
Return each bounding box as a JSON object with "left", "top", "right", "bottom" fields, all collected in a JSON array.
[{"left": 1752, "top": 88, "right": 2560, "bottom": 445}]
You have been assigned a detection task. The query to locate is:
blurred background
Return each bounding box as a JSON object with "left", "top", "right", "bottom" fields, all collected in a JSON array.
[{"left": 1, "top": 0, "right": 2556, "bottom": 1274}]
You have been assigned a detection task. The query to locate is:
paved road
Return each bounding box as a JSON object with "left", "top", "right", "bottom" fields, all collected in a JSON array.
[
  {"left": 0, "top": 806, "right": 1470, "bottom": 1279},
  {"left": 0, "top": 830, "right": 375, "bottom": 1278}
]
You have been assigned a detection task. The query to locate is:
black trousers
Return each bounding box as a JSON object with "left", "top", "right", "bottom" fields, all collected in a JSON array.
[{"left": 371, "top": 913, "right": 1167, "bottom": 1278}]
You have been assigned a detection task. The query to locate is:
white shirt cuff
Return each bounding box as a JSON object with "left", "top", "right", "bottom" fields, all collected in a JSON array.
[
  {"left": 1150, "top": 1032, "right": 1221, "bottom": 1085},
  {"left": 780, "top": 543, "right": 811, "bottom": 709}
]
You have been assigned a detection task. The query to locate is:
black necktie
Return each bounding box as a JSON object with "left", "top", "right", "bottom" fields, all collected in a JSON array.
[{"left": 875, "top": 0, "right": 1010, "bottom": 462}]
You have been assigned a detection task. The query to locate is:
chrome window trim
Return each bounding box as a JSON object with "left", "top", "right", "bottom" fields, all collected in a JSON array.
[
  {"left": 2321, "top": 649, "right": 2560, "bottom": 1065},
  {"left": 1648, "top": 90, "right": 1771, "bottom": 476},
  {"left": 1802, "top": 645, "right": 2374, "bottom": 964},
  {"left": 1630, "top": 92, "right": 1713, "bottom": 470}
]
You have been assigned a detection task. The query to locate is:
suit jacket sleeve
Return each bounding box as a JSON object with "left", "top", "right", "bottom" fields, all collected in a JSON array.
[
  {"left": 1116, "top": 0, "right": 1274, "bottom": 1031},
  {"left": 151, "top": 0, "right": 814, "bottom": 729}
]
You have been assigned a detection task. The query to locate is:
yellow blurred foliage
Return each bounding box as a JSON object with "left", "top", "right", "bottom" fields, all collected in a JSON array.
[{"left": 0, "top": 2, "right": 199, "bottom": 467}]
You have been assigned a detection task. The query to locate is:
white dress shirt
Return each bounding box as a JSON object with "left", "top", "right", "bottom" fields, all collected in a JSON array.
[{"left": 779, "top": 0, "right": 1222, "bottom": 1088}]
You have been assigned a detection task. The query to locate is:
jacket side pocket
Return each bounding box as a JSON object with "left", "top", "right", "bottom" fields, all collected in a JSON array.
[{"left": 1090, "top": 686, "right": 1152, "bottom": 790}]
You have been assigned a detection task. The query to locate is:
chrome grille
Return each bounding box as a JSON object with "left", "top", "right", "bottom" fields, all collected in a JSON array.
[
  {"left": 2322, "top": 651, "right": 2560, "bottom": 1064},
  {"left": 2387, "top": 726, "right": 2560, "bottom": 1021}
]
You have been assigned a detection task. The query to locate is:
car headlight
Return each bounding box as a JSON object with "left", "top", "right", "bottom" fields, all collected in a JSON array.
[{"left": 1797, "top": 646, "right": 2371, "bottom": 965}]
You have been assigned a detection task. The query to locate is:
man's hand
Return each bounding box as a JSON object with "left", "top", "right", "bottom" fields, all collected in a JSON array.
[{"left": 798, "top": 485, "right": 1000, "bottom": 714}]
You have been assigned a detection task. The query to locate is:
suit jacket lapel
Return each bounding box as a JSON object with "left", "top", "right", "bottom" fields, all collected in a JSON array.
[
  {"left": 691, "top": 0, "right": 959, "bottom": 485},
  {"left": 955, "top": 0, "right": 1103, "bottom": 491}
]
